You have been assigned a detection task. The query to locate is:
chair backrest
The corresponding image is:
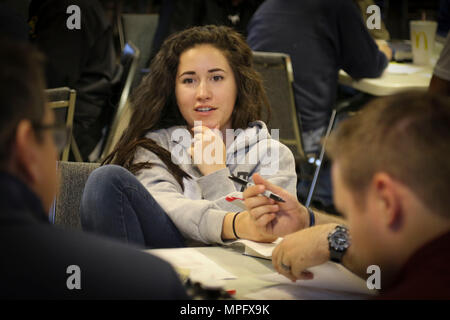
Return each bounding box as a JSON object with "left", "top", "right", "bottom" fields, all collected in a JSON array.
[
  {"left": 45, "top": 87, "right": 77, "bottom": 161},
  {"left": 119, "top": 13, "right": 159, "bottom": 88},
  {"left": 54, "top": 161, "right": 100, "bottom": 229},
  {"left": 252, "top": 51, "right": 305, "bottom": 163},
  {"left": 99, "top": 42, "right": 140, "bottom": 161}
]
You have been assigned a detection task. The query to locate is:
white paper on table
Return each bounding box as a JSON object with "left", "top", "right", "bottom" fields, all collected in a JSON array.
[
  {"left": 148, "top": 248, "right": 237, "bottom": 281},
  {"left": 259, "top": 262, "right": 376, "bottom": 296},
  {"left": 386, "top": 64, "right": 423, "bottom": 74},
  {"left": 245, "top": 284, "right": 370, "bottom": 300},
  {"left": 224, "top": 238, "right": 282, "bottom": 259}
]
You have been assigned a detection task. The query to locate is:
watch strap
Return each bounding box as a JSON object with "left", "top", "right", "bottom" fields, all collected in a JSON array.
[
  {"left": 329, "top": 248, "right": 345, "bottom": 263},
  {"left": 328, "top": 225, "right": 350, "bottom": 264}
]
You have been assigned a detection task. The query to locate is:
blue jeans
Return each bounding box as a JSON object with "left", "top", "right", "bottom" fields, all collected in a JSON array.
[{"left": 80, "top": 165, "right": 185, "bottom": 249}]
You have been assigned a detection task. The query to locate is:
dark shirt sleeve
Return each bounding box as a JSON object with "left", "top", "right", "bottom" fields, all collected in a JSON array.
[
  {"left": 438, "top": 0, "right": 450, "bottom": 37},
  {"left": 337, "top": 0, "right": 388, "bottom": 79},
  {"left": 1, "top": 224, "right": 189, "bottom": 299}
]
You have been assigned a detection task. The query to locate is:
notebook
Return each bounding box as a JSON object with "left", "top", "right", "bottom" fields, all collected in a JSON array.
[{"left": 225, "top": 238, "right": 282, "bottom": 259}]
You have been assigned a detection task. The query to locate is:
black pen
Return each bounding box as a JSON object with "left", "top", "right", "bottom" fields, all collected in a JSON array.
[{"left": 228, "top": 175, "right": 286, "bottom": 203}]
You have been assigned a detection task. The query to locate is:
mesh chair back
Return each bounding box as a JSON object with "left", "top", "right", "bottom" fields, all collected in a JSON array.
[
  {"left": 252, "top": 51, "right": 305, "bottom": 162},
  {"left": 119, "top": 13, "right": 159, "bottom": 88},
  {"left": 54, "top": 161, "right": 100, "bottom": 229}
]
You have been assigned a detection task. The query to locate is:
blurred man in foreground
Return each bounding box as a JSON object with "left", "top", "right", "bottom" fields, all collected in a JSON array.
[
  {"left": 0, "top": 38, "right": 187, "bottom": 299},
  {"left": 245, "top": 92, "right": 450, "bottom": 299}
]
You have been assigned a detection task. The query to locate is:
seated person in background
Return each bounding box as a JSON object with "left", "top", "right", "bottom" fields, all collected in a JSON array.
[
  {"left": 244, "top": 91, "right": 450, "bottom": 299},
  {"left": 429, "top": 33, "right": 450, "bottom": 96},
  {"left": 150, "top": 0, "right": 265, "bottom": 63},
  {"left": 80, "top": 25, "right": 300, "bottom": 248},
  {"left": 0, "top": 2, "right": 29, "bottom": 43},
  {"left": 437, "top": 0, "right": 450, "bottom": 41},
  {"left": 0, "top": 38, "right": 187, "bottom": 299},
  {"left": 247, "top": 0, "right": 392, "bottom": 155},
  {"left": 247, "top": 0, "right": 392, "bottom": 208},
  {"left": 29, "top": 0, "right": 118, "bottom": 161}
]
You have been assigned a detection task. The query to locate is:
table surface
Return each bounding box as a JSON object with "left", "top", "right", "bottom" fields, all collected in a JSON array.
[
  {"left": 147, "top": 246, "right": 376, "bottom": 300},
  {"left": 339, "top": 63, "right": 433, "bottom": 96}
]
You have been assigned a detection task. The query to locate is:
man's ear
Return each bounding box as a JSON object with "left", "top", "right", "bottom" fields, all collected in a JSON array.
[
  {"left": 14, "top": 119, "right": 40, "bottom": 184},
  {"left": 371, "top": 172, "right": 403, "bottom": 232}
]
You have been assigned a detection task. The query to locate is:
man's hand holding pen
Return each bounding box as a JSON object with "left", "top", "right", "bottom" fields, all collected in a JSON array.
[
  {"left": 242, "top": 173, "right": 310, "bottom": 238},
  {"left": 223, "top": 173, "right": 310, "bottom": 243}
]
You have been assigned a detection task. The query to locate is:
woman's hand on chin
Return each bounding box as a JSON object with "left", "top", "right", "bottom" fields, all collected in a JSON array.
[{"left": 189, "top": 123, "right": 227, "bottom": 176}]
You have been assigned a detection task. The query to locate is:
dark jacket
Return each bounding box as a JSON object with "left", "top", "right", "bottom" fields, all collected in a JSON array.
[
  {"left": 0, "top": 172, "right": 188, "bottom": 299},
  {"left": 247, "top": 0, "right": 388, "bottom": 132},
  {"left": 29, "top": 0, "right": 118, "bottom": 159}
]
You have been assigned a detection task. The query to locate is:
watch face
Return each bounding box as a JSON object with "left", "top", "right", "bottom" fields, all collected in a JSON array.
[{"left": 329, "top": 229, "right": 350, "bottom": 252}]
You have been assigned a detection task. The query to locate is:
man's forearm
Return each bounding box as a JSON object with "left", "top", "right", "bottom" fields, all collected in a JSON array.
[
  {"left": 312, "top": 208, "right": 347, "bottom": 225},
  {"left": 341, "top": 241, "right": 367, "bottom": 279}
]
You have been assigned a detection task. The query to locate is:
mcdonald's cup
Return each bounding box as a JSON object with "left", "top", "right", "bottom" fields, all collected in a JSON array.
[{"left": 410, "top": 20, "right": 438, "bottom": 65}]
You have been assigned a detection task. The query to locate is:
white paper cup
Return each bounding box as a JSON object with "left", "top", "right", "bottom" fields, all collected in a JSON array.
[{"left": 410, "top": 20, "right": 438, "bottom": 65}]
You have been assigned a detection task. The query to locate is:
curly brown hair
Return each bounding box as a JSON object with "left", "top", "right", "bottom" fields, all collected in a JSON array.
[{"left": 104, "top": 25, "right": 270, "bottom": 188}]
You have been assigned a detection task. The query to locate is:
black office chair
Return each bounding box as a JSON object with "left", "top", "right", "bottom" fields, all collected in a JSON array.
[
  {"left": 53, "top": 161, "right": 100, "bottom": 229},
  {"left": 252, "top": 51, "right": 306, "bottom": 165}
]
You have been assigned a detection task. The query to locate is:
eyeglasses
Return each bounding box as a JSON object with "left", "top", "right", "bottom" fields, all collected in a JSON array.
[{"left": 33, "top": 122, "right": 71, "bottom": 153}]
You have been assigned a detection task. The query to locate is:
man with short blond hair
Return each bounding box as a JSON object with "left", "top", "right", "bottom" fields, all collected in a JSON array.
[{"left": 244, "top": 91, "right": 450, "bottom": 299}]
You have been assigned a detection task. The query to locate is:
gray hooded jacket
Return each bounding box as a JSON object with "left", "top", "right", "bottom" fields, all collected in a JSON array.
[{"left": 134, "top": 121, "right": 297, "bottom": 244}]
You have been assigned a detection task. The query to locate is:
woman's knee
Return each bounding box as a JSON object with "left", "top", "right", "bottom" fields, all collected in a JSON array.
[
  {"left": 84, "top": 165, "right": 132, "bottom": 196},
  {"left": 89, "top": 164, "right": 132, "bottom": 184},
  {"left": 81, "top": 165, "right": 132, "bottom": 219}
]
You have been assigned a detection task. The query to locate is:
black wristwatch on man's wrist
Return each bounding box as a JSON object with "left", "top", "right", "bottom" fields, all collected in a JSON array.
[{"left": 327, "top": 225, "right": 351, "bottom": 263}]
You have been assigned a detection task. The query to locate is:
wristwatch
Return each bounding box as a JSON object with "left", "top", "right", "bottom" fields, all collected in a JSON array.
[{"left": 327, "top": 225, "right": 351, "bottom": 263}]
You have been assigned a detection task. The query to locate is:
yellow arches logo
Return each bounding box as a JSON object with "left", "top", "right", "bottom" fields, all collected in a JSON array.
[{"left": 412, "top": 31, "right": 428, "bottom": 50}]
